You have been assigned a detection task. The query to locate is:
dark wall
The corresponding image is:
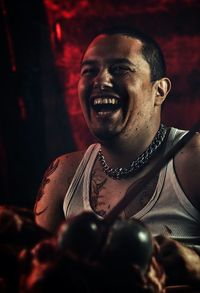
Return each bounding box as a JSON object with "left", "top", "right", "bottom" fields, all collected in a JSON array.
[{"left": 0, "top": 0, "right": 74, "bottom": 208}]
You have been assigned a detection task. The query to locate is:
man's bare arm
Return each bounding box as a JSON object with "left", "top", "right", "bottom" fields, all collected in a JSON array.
[
  {"left": 158, "top": 132, "right": 200, "bottom": 285},
  {"left": 34, "top": 151, "right": 84, "bottom": 233}
]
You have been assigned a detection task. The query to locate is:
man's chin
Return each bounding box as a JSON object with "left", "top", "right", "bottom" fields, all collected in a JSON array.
[{"left": 91, "top": 129, "right": 119, "bottom": 144}]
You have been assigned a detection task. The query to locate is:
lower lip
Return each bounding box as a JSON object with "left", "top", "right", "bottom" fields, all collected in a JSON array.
[
  {"left": 93, "top": 108, "right": 122, "bottom": 120},
  {"left": 96, "top": 111, "right": 114, "bottom": 117}
]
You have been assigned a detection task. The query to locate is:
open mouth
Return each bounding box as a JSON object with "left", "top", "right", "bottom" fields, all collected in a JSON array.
[{"left": 91, "top": 96, "right": 121, "bottom": 113}]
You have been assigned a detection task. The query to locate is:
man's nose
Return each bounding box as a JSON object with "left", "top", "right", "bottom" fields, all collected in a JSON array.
[{"left": 94, "top": 69, "right": 113, "bottom": 88}]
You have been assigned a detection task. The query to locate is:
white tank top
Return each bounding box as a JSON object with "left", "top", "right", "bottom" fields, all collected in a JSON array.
[{"left": 63, "top": 128, "right": 200, "bottom": 251}]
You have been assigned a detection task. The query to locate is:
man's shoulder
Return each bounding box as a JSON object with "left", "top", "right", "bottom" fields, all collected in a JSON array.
[
  {"left": 53, "top": 149, "right": 86, "bottom": 183},
  {"left": 36, "top": 148, "right": 87, "bottom": 207},
  {"left": 55, "top": 143, "right": 99, "bottom": 176},
  {"left": 168, "top": 126, "right": 200, "bottom": 154},
  {"left": 185, "top": 131, "right": 200, "bottom": 150},
  {"left": 175, "top": 131, "right": 200, "bottom": 209},
  {"left": 181, "top": 131, "right": 200, "bottom": 176},
  {"left": 177, "top": 130, "right": 200, "bottom": 156},
  {"left": 173, "top": 128, "right": 200, "bottom": 171}
]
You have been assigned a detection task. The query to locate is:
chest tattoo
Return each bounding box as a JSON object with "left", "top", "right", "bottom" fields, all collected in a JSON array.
[
  {"left": 90, "top": 170, "right": 108, "bottom": 217},
  {"left": 90, "top": 169, "right": 159, "bottom": 218}
]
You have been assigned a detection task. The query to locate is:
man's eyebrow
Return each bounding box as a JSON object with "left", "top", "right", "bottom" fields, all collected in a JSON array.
[
  {"left": 81, "top": 60, "right": 97, "bottom": 67},
  {"left": 108, "top": 58, "right": 135, "bottom": 66},
  {"left": 81, "top": 58, "right": 135, "bottom": 67}
]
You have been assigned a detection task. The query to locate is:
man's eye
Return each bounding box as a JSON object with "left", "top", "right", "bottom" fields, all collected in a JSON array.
[
  {"left": 111, "top": 66, "right": 131, "bottom": 74},
  {"left": 81, "top": 68, "right": 97, "bottom": 76}
]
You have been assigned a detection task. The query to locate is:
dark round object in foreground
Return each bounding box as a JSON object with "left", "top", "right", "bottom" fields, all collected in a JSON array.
[
  {"left": 103, "top": 218, "right": 153, "bottom": 273},
  {"left": 57, "top": 212, "right": 103, "bottom": 259}
]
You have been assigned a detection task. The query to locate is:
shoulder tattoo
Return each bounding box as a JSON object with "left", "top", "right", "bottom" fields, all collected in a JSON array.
[{"left": 34, "top": 159, "right": 60, "bottom": 216}]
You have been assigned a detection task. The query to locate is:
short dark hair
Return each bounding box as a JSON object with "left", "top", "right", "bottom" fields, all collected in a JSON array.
[{"left": 94, "top": 27, "right": 166, "bottom": 81}]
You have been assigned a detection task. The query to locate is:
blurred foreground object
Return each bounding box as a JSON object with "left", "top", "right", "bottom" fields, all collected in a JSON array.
[
  {"left": 0, "top": 205, "right": 50, "bottom": 293},
  {"left": 20, "top": 211, "right": 166, "bottom": 293}
]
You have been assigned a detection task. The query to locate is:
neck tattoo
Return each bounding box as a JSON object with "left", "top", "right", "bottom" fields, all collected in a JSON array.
[{"left": 98, "top": 124, "right": 167, "bottom": 180}]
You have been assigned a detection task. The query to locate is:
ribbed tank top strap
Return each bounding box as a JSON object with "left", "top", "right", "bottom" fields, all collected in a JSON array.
[{"left": 63, "top": 144, "right": 99, "bottom": 218}]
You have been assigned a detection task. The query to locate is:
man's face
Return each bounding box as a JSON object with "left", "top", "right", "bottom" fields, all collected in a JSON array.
[{"left": 78, "top": 34, "right": 158, "bottom": 142}]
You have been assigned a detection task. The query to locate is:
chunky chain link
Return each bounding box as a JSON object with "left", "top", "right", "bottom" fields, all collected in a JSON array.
[{"left": 98, "top": 124, "right": 167, "bottom": 180}]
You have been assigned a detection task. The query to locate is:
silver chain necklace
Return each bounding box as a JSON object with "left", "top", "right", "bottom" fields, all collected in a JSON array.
[{"left": 98, "top": 124, "right": 167, "bottom": 180}]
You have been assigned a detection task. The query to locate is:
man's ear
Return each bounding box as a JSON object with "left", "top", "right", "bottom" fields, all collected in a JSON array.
[{"left": 154, "top": 78, "right": 171, "bottom": 106}]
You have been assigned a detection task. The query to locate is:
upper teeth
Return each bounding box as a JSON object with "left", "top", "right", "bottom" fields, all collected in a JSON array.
[{"left": 93, "top": 97, "right": 119, "bottom": 105}]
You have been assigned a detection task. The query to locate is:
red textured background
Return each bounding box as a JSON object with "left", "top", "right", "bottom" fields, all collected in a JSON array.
[
  {"left": 0, "top": 0, "right": 199, "bottom": 208},
  {"left": 44, "top": 0, "right": 200, "bottom": 149}
]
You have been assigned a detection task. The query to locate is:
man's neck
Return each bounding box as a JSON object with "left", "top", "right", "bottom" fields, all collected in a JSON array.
[{"left": 99, "top": 124, "right": 161, "bottom": 169}]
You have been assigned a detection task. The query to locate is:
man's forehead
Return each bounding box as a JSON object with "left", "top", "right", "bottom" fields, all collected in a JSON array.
[
  {"left": 83, "top": 34, "right": 143, "bottom": 62},
  {"left": 90, "top": 33, "right": 142, "bottom": 47}
]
